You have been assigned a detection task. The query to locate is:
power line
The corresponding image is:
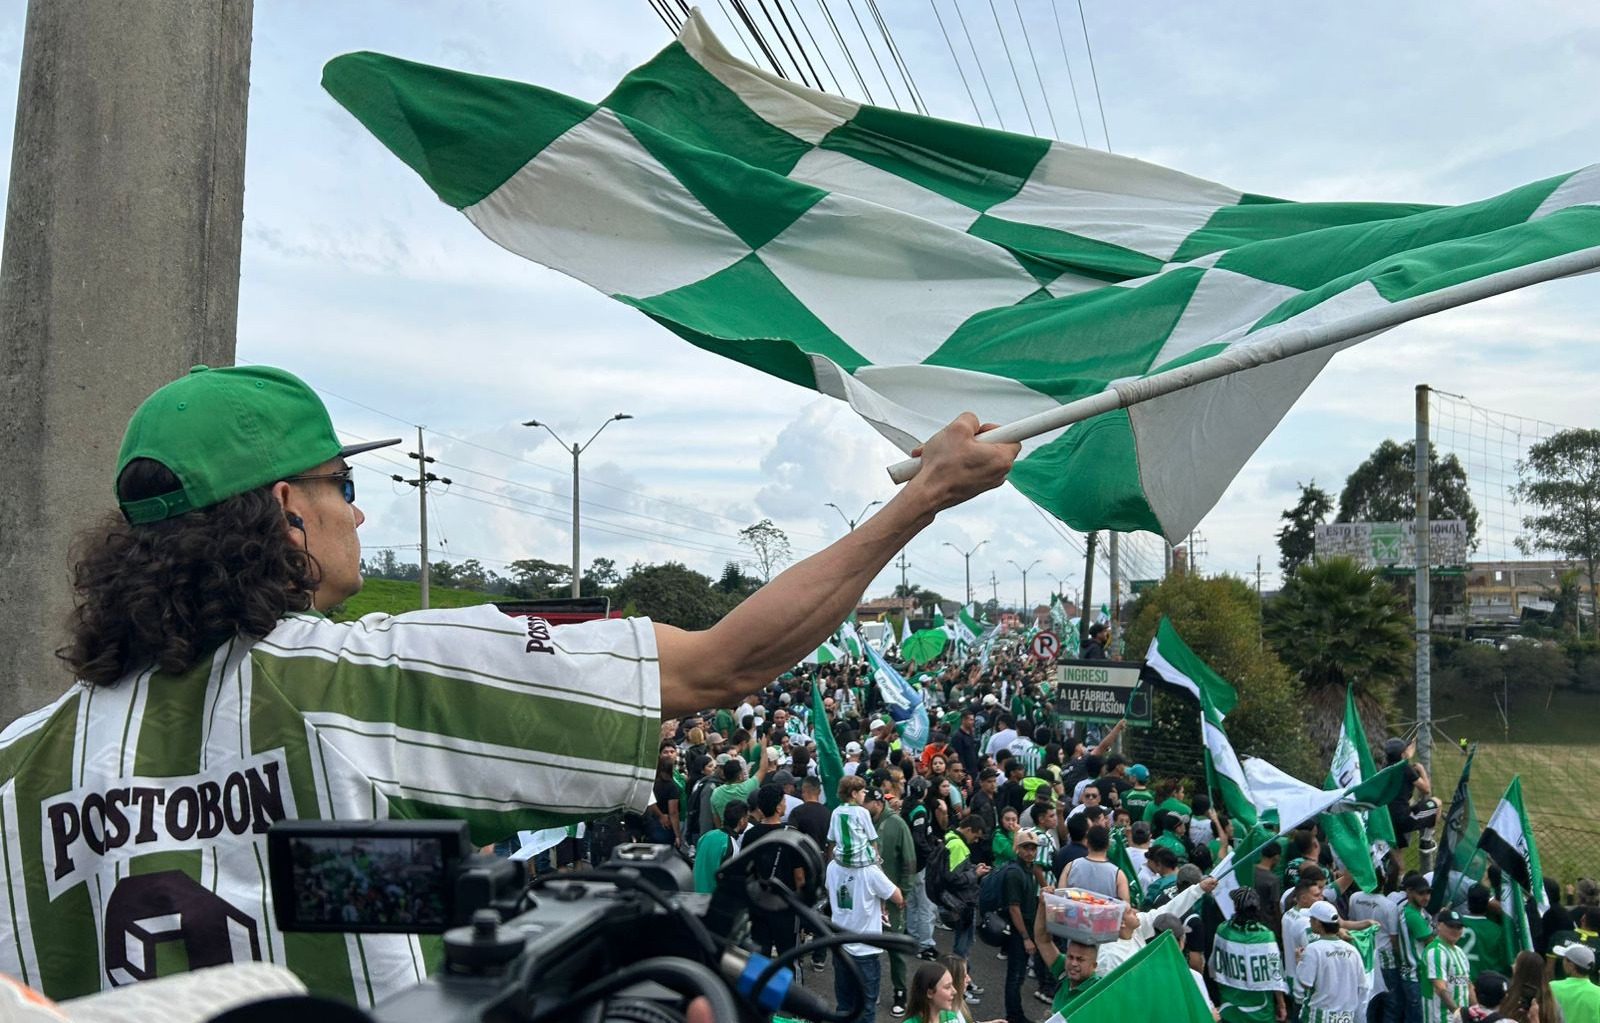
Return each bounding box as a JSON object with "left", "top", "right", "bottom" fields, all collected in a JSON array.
[
  {"left": 714, "top": 0, "right": 764, "bottom": 63},
  {"left": 866, "top": 0, "right": 928, "bottom": 114},
  {"left": 927, "top": 0, "right": 986, "bottom": 125},
  {"left": 775, "top": 0, "right": 840, "bottom": 92},
  {"left": 1009, "top": 0, "right": 1060, "bottom": 138},
  {"left": 842, "top": 0, "right": 901, "bottom": 109},
  {"left": 645, "top": 0, "right": 682, "bottom": 33},
  {"left": 729, "top": 0, "right": 790, "bottom": 78},
  {"left": 1075, "top": 0, "right": 1111, "bottom": 150},
  {"left": 815, "top": 0, "right": 875, "bottom": 102},
  {"left": 952, "top": 0, "right": 1004, "bottom": 129},
  {"left": 757, "top": 0, "right": 817, "bottom": 88},
  {"left": 984, "top": 0, "right": 1037, "bottom": 134},
  {"left": 1047, "top": 0, "right": 1089, "bottom": 145},
  {"left": 316, "top": 386, "right": 836, "bottom": 543}
]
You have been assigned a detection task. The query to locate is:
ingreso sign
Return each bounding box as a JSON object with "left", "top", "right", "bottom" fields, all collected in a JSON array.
[{"left": 1053, "top": 659, "right": 1151, "bottom": 724}]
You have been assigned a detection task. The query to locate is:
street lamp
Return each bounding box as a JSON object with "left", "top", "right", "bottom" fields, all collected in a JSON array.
[
  {"left": 942, "top": 539, "right": 987, "bottom": 605},
  {"left": 825, "top": 500, "right": 882, "bottom": 531},
  {"left": 522, "top": 413, "right": 633, "bottom": 598},
  {"left": 1008, "top": 558, "right": 1042, "bottom": 612}
]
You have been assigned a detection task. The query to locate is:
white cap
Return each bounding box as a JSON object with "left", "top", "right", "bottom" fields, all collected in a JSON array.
[
  {"left": 1308, "top": 901, "right": 1340, "bottom": 925},
  {"left": 1556, "top": 942, "right": 1597, "bottom": 970},
  {"left": 982, "top": 694, "right": 999, "bottom": 705},
  {"left": 767, "top": 746, "right": 782, "bottom": 762},
  {"left": 869, "top": 718, "right": 887, "bottom": 730},
  {"left": 845, "top": 741, "right": 863, "bottom": 755}
]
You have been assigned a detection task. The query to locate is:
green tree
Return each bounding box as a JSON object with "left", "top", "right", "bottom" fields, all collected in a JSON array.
[
  {"left": 716, "top": 560, "right": 759, "bottom": 595},
  {"left": 1337, "top": 439, "right": 1479, "bottom": 548},
  {"left": 738, "top": 519, "right": 792, "bottom": 583},
  {"left": 1514, "top": 428, "right": 1600, "bottom": 613},
  {"left": 1278, "top": 481, "right": 1333, "bottom": 577},
  {"left": 454, "top": 558, "right": 490, "bottom": 591},
  {"left": 611, "top": 561, "right": 727, "bottom": 629},
  {"left": 1503, "top": 640, "right": 1571, "bottom": 693},
  {"left": 1125, "top": 572, "right": 1317, "bottom": 782},
  {"left": 582, "top": 556, "right": 621, "bottom": 594},
  {"left": 1263, "top": 557, "right": 1412, "bottom": 754},
  {"left": 429, "top": 561, "right": 459, "bottom": 588},
  {"left": 1435, "top": 643, "right": 1504, "bottom": 696},
  {"left": 506, "top": 558, "right": 571, "bottom": 599},
  {"left": 1540, "top": 568, "right": 1586, "bottom": 637}
]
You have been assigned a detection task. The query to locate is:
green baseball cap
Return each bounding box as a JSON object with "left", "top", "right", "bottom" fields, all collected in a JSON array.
[{"left": 116, "top": 365, "right": 400, "bottom": 524}]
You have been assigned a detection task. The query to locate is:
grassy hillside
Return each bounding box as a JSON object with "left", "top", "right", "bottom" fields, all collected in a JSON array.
[{"left": 330, "top": 578, "right": 500, "bottom": 621}]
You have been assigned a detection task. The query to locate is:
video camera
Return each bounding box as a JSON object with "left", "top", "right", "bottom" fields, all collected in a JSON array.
[{"left": 263, "top": 819, "right": 912, "bottom": 1022}]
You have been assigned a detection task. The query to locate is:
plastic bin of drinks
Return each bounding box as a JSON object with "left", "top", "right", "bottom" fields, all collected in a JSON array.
[{"left": 1041, "top": 887, "right": 1126, "bottom": 944}]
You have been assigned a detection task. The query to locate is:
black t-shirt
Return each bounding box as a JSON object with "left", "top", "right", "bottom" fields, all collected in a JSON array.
[
  {"left": 1002, "top": 860, "right": 1039, "bottom": 925},
  {"left": 742, "top": 821, "right": 804, "bottom": 891},
  {"left": 787, "top": 801, "right": 831, "bottom": 853},
  {"left": 654, "top": 777, "right": 679, "bottom": 814},
  {"left": 998, "top": 780, "right": 1028, "bottom": 815}
]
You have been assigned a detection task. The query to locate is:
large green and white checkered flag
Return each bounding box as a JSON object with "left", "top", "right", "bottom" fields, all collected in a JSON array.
[{"left": 324, "top": 12, "right": 1600, "bottom": 542}]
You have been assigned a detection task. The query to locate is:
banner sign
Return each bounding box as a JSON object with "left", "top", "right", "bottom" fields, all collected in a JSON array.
[
  {"left": 1053, "top": 659, "right": 1152, "bottom": 725},
  {"left": 1314, "top": 520, "right": 1468, "bottom": 569}
]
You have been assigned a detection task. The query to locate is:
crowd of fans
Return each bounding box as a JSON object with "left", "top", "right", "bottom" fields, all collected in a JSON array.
[{"left": 522, "top": 641, "right": 1600, "bottom": 1023}]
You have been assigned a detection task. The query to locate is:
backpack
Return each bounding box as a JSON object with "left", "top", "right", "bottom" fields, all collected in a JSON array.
[
  {"left": 924, "top": 834, "right": 953, "bottom": 902},
  {"left": 909, "top": 807, "right": 938, "bottom": 873},
  {"left": 978, "top": 860, "right": 1020, "bottom": 920}
]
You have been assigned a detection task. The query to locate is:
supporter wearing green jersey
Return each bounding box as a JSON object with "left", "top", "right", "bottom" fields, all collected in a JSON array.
[
  {"left": 1421, "top": 912, "right": 1472, "bottom": 1023},
  {"left": 0, "top": 365, "right": 1018, "bottom": 1006}
]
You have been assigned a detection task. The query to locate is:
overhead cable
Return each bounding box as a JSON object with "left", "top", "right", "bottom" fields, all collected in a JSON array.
[
  {"left": 1009, "top": 0, "right": 1060, "bottom": 138},
  {"left": 952, "top": 0, "right": 1005, "bottom": 129},
  {"left": 815, "top": 0, "right": 875, "bottom": 102},
  {"left": 866, "top": 0, "right": 928, "bottom": 114},
  {"left": 984, "top": 0, "right": 1037, "bottom": 134},
  {"left": 926, "top": 0, "right": 986, "bottom": 125},
  {"left": 842, "top": 0, "right": 902, "bottom": 109},
  {"left": 1075, "top": 0, "right": 1111, "bottom": 150},
  {"left": 1047, "top": 0, "right": 1090, "bottom": 145}
]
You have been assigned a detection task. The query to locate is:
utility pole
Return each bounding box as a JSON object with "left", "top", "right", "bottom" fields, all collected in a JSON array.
[
  {"left": 1008, "top": 558, "right": 1041, "bottom": 613},
  {"left": 1165, "top": 542, "right": 1174, "bottom": 578},
  {"left": 943, "top": 540, "right": 987, "bottom": 605},
  {"left": 1108, "top": 534, "right": 1121, "bottom": 654},
  {"left": 393, "top": 428, "right": 450, "bottom": 610},
  {"left": 523, "top": 413, "right": 633, "bottom": 597},
  {"left": 1415, "top": 384, "right": 1433, "bottom": 782},
  {"left": 826, "top": 500, "right": 882, "bottom": 532},
  {"left": 0, "top": 0, "right": 252, "bottom": 722},
  {"left": 988, "top": 572, "right": 998, "bottom": 605},
  {"left": 1080, "top": 532, "right": 1098, "bottom": 646},
  {"left": 895, "top": 551, "right": 911, "bottom": 595}
]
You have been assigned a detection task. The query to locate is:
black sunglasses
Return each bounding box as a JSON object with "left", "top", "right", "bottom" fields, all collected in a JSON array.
[{"left": 282, "top": 468, "right": 355, "bottom": 504}]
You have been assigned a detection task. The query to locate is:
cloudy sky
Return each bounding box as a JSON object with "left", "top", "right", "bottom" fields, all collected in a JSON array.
[{"left": 2, "top": 1, "right": 1596, "bottom": 605}]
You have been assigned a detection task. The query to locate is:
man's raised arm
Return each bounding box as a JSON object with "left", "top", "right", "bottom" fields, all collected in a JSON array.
[{"left": 656, "top": 414, "right": 1019, "bottom": 718}]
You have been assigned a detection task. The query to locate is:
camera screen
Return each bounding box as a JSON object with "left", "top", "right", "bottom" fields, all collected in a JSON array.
[{"left": 286, "top": 834, "right": 450, "bottom": 932}]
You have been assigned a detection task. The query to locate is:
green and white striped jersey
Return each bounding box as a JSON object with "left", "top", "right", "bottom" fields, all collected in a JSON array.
[
  {"left": 1420, "top": 939, "right": 1470, "bottom": 1023},
  {"left": 0, "top": 607, "right": 660, "bottom": 1008}
]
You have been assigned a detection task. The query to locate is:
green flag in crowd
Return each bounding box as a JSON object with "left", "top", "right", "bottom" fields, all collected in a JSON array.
[
  {"left": 810, "top": 678, "right": 844, "bottom": 810},
  {"left": 1059, "top": 931, "right": 1212, "bottom": 1023}
]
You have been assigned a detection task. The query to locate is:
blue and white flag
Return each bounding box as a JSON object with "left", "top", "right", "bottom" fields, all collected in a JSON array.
[{"left": 865, "top": 642, "right": 929, "bottom": 753}]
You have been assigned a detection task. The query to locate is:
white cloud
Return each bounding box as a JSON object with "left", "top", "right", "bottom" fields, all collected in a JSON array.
[{"left": 2, "top": 1, "right": 1597, "bottom": 602}]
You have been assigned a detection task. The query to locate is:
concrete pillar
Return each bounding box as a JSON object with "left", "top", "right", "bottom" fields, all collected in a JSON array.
[{"left": 0, "top": 1, "right": 253, "bottom": 724}]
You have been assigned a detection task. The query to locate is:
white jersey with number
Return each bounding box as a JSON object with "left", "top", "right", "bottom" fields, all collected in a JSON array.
[{"left": 0, "top": 608, "right": 661, "bottom": 1007}]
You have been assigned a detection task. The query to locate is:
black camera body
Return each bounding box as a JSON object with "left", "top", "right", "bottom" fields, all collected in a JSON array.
[{"left": 265, "top": 819, "right": 910, "bottom": 1023}]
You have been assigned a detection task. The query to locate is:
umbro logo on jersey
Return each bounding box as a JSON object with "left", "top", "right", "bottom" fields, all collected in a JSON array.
[
  {"left": 41, "top": 748, "right": 298, "bottom": 899},
  {"left": 524, "top": 615, "right": 555, "bottom": 655}
]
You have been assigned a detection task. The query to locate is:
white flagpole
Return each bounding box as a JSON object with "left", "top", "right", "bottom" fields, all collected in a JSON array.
[{"left": 886, "top": 246, "right": 1600, "bottom": 484}]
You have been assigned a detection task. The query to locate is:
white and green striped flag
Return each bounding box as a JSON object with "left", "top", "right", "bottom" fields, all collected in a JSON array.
[
  {"left": 1478, "top": 776, "right": 1550, "bottom": 913},
  {"left": 1210, "top": 921, "right": 1286, "bottom": 1023},
  {"left": 324, "top": 13, "right": 1600, "bottom": 542},
  {"left": 899, "top": 613, "right": 914, "bottom": 646}
]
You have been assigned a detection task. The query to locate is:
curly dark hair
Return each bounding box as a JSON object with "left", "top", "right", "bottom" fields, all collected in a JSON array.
[{"left": 60, "top": 458, "right": 323, "bottom": 685}]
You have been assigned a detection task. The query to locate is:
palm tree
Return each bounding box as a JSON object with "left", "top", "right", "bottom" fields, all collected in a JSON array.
[{"left": 1263, "top": 557, "right": 1413, "bottom": 756}]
